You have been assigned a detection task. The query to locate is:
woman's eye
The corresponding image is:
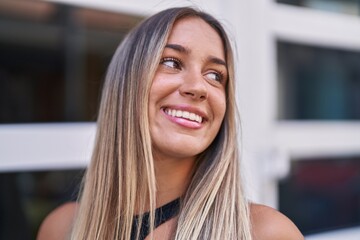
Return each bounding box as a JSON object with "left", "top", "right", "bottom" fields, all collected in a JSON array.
[
  {"left": 206, "top": 71, "right": 224, "bottom": 82},
  {"left": 160, "top": 57, "right": 181, "bottom": 69}
]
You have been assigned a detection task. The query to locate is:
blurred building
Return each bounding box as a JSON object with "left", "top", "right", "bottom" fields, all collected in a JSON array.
[{"left": 0, "top": 0, "right": 359, "bottom": 239}]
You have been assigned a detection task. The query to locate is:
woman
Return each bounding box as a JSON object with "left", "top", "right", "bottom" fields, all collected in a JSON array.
[{"left": 38, "top": 7, "right": 303, "bottom": 240}]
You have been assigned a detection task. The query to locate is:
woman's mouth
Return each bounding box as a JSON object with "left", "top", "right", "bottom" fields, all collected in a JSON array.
[{"left": 164, "top": 108, "right": 203, "bottom": 123}]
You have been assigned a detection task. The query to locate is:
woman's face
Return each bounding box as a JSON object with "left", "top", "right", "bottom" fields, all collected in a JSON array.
[{"left": 149, "top": 17, "right": 227, "bottom": 162}]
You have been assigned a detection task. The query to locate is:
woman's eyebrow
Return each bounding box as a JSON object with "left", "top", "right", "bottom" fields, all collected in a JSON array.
[
  {"left": 165, "top": 44, "right": 227, "bottom": 67},
  {"left": 165, "top": 44, "right": 190, "bottom": 54},
  {"left": 207, "top": 56, "right": 226, "bottom": 67}
]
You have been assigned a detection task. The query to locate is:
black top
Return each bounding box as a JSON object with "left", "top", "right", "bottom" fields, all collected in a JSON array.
[{"left": 131, "top": 198, "right": 180, "bottom": 240}]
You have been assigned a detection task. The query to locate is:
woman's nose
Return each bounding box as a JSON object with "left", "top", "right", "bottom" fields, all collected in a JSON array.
[{"left": 179, "top": 72, "right": 208, "bottom": 101}]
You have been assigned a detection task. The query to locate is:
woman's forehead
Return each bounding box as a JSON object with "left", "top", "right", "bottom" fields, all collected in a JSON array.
[{"left": 166, "top": 17, "right": 226, "bottom": 60}]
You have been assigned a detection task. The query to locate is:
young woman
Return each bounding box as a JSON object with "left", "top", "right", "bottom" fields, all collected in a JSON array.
[{"left": 37, "top": 7, "right": 304, "bottom": 240}]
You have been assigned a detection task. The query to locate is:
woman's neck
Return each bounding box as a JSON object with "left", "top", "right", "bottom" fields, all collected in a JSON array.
[{"left": 154, "top": 156, "right": 196, "bottom": 207}]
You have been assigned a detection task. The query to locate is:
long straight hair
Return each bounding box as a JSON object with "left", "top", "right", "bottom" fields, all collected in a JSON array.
[{"left": 70, "top": 7, "right": 252, "bottom": 240}]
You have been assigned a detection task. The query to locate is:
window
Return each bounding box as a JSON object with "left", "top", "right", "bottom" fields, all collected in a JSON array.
[
  {"left": 276, "top": 0, "right": 360, "bottom": 16},
  {"left": 277, "top": 41, "right": 360, "bottom": 120},
  {"left": 279, "top": 156, "right": 360, "bottom": 235},
  {"left": 0, "top": 0, "right": 142, "bottom": 123},
  {"left": 0, "top": 169, "right": 83, "bottom": 240}
]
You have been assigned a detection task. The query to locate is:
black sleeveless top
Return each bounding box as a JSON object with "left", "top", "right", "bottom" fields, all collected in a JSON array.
[{"left": 131, "top": 198, "right": 180, "bottom": 240}]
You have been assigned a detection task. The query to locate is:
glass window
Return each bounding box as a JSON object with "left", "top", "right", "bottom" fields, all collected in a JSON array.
[
  {"left": 0, "top": 169, "right": 83, "bottom": 240},
  {"left": 276, "top": 0, "right": 360, "bottom": 16},
  {"left": 0, "top": 0, "right": 143, "bottom": 123},
  {"left": 278, "top": 156, "right": 360, "bottom": 235},
  {"left": 277, "top": 41, "right": 360, "bottom": 120}
]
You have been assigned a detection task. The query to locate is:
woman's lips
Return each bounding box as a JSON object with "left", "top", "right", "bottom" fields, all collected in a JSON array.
[
  {"left": 162, "top": 107, "right": 206, "bottom": 129},
  {"left": 164, "top": 108, "right": 203, "bottom": 123}
]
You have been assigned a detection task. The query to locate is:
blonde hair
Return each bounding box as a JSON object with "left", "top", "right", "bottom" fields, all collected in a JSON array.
[{"left": 71, "top": 7, "right": 252, "bottom": 240}]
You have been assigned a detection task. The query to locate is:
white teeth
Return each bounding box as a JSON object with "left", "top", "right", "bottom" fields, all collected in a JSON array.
[{"left": 164, "top": 108, "right": 203, "bottom": 123}]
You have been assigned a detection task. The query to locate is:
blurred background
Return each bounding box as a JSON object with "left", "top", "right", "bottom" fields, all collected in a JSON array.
[{"left": 0, "top": 0, "right": 359, "bottom": 239}]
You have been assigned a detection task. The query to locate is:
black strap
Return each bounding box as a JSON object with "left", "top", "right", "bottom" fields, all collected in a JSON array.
[{"left": 131, "top": 198, "right": 180, "bottom": 240}]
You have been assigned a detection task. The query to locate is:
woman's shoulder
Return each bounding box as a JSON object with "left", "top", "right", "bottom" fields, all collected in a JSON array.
[
  {"left": 249, "top": 203, "right": 304, "bottom": 240},
  {"left": 37, "top": 202, "right": 78, "bottom": 240}
]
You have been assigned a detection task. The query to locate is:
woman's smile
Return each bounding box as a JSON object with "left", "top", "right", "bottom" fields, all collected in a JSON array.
[
  {"left": 162, "top": 105, "right": 206, "bottom": 129},
  {"left": 164, "top": 108, "right": 203, "bottom": 124}
]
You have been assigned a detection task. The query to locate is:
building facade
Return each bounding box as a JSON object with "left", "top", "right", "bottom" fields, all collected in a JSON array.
[{"left": 0, "top": 0, "right": 359, "bottom": 238}]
